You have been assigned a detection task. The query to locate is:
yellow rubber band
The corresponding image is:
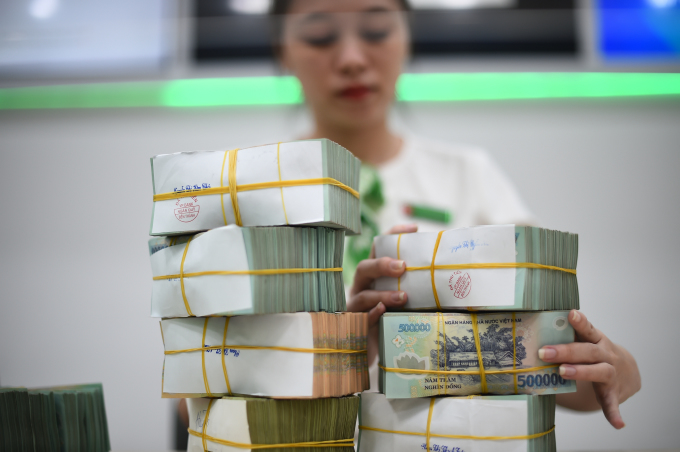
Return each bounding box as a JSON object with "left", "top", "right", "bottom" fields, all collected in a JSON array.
[
  {"left": 201, "top": 318, "right": 211, "bottom": 396},
  {"left": 228, "top": 148, "right": 242, "bottom": 226},
  {"left": 430, "top": 231, "right": 444, "bottom": 310},
  {"left": 379, "top": 363, "right": 559, "bottom": 376},
  {"left": 406, "top": 262, "right": 576, "bottom": 274},
  {"left": 153, "top": 178, "right": 360, "bottom": 202},
  {"left": 202, "top": 399, "right": 213, "bottom": 451},
  {"left": 221, "top": 317, "right": 232, "bottom": 396},
  {"left": 426, "top": 398, "right": 434, "bottom": 451},
  {"left": 359, "top": 425, "right": 555, "bottom": 441},
  {"left": 167, "top": 345, "right": 367, "bottom": 355},
  {"left": 220, "top": 149, "right": 232, "bottom": 226},
  {"left": 470, "top": 313, "right": 487, "bottom": 393},
  {"left": 277, "top": 142, "right": 289, "bottom": 225},
  {"left": 153, "top": 267, "right": 343, "bottom": 281},
  {"left": 179, "top": 236, "right": 194, "bottom": 316},
  {"left": 189, "top": 429, "right": 354, "bottom": 450}
]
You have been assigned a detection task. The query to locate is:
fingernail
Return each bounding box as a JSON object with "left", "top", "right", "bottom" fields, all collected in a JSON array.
[
  {"left": 376, "top": 302, "right": 385, "bottom": 312},
  {"left": 538, "top": 347, "right": 556, "bottom": 360},
  {"left": 559, "top": 365, "right": 576, "bottom": 377},
  {"left": 390, "top": 260, "right": 405, "bottom": 271},
  {"left": 391, "top": 292, "right": 407, "bottom": 303},
  {"left": 571, "top": 310, "right": 581, "bottom": 322}
]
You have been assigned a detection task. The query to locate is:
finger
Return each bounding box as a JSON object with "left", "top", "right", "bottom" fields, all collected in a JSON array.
[
  {"left": 370, "top": 224, "right": 418, "bottom": 258},
  {"left": 348, "top": 290, "right": 408, "bottom": 314},
  {"left": 598, "top": 386, "right": 625, "bottom": 429},
  {"left": 351, "top": 257, "right": 406, "bottom": 295},
  {"left": 387, "top": 224, "right": 418, "bottom": 235},
  {"left": 559, "top": 362, "right": 617, "bottom": 384},
  {"left": 569, "top": 310, "right": 604, "bottom": 344},
  {"left": 538, "top": 343, "right": 613, "bottom": 365},
  {"left": 367, "top": 302, "right": 386, "bottom": 327}
]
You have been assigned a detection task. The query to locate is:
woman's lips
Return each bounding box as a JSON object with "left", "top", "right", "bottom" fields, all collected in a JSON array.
[{"left": 337, "top": 85, "right": 375, "bottom": 100}]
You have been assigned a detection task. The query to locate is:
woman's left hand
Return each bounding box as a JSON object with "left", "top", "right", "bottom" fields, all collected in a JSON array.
[{"left": 538, "top": 310, "right": 641, "bottom": 429}]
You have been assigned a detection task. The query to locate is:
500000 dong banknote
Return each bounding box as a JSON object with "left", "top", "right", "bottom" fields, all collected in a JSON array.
[{"left": 379, "top": 312, "right": 577, "bottom": 397}]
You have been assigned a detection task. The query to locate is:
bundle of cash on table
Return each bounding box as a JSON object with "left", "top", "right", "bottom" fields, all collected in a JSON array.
[
  {"left": 358, "top": 393, "right": 556, "bottom": 452},
  {"left": 148, "top": 140, "right": 366, "bottom": 450},
  {"left": 362, "top": 224, "right": 580, "bottom": 450},
  {"left": 0, "top": 384, "right": 110, "bottom": 452},
  {"left": 149, "top": 225, "right": 346, "bottom": 317},
  {"left": 161, "top": 313, "right": 368, "bottom": 398},
  {"left": 186, "top": 396, "right": 358, "bottom": 452},
  {"left": 149, "top": 139, "right": 361, "bottom": 236},
  {"left": 374, "top": 225, "right": 579, "bottom": 311}
]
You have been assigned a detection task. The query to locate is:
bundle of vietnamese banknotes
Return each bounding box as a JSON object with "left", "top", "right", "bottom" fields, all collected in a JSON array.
[
  {"left": 149, "top": 139, "right": 361, "bottom": 236},
  {"left": 0, "top": 384, "right": 110, "bottom": 452},
  {"left": 186, "top": 396, "right": 358, "bottom": 452},
  {"left": 374, "top": 225, "right": 579, "bottom": 311},
  {"left": 161, "top": 312, "right": 369, "bottom": 398},
  {"left": 358, "top": 393, "right": 556, "bottom": 452},
  {"left": 379, "top": 312, "right": 577, "bottom": 397},
  {"left": 149, "top": 225, "right": 346, "bottom": 317}
]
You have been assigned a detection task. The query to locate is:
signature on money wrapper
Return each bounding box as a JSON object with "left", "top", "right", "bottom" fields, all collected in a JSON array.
[
  {"left": 422, "top": 443, "right": 465, "bottom": 452},
  {"left": 450, "top": 240, "right": 489, "bottom": 253}
]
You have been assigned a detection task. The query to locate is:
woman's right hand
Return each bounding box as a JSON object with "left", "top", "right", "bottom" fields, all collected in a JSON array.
[{"left": 347, "top": 224, "right": 417, "bottom": 363}]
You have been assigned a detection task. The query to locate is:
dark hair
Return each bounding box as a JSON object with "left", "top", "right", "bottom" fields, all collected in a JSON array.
[
  {"left": 269, "top": 0, "right": 411, "bottom": 54},
  {"left": 270, "top": 0, "right": 411, "bottom": 15}
]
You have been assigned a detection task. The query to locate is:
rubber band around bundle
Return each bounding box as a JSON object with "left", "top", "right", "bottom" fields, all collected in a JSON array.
[
  {"left": 191, "top": 399, "right": 355, "bottom": 450},
  {"left": 360, "top": 396, "right": 554, "bottom": 450},
  {"left": 359, "top": 424, "right": 556, "bottom": 442},
  {"left": 153, "top": 267, "right": 344, "bottom": 281},
  {"left": 153, "top": 177, "right": 359, "bottom": 202}
]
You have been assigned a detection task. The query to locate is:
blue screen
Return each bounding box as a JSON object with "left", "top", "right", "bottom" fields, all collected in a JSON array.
[{"left": 597, "top": 0, "right": 680, "bottom": 60}]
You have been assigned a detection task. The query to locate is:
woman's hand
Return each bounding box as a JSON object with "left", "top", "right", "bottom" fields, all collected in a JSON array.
[
  {"left": 538, "top": 310, "right": 641, "bottom": 429},
  {"left": 347, "top": 224, "right": 417, "bottom": 364}
]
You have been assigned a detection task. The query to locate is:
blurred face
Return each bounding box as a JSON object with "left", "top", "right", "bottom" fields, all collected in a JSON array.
[{"left": 279, "top": 0, "right": 409, "bottom": 131}]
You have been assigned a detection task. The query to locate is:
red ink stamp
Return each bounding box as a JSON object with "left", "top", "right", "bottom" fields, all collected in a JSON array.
[
  {"left": 448, "top": 271, "right": 471, "bottom": 299},
  {"left": 174, "top": 196, "right": 200, "bottom": 223}
]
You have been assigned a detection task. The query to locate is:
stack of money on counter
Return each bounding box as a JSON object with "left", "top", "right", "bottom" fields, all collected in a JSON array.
[
  {"left": 374, "top": 225, "right": 579, "bottom": 311},
  {"left": 0, "top": 384, "right": 110, "bottom": 452},
  {"left": 161, "top": 313, "right": 368, "bottom": 398},
  {"left": 359, "top": 224, "right": 581, "bottom": 451},
  {"left": 186, "top": 396, "right": 358, "bottom": 451},
  {"left": 358, "top": 393, "right": 556, "bottom": 452},
  {"left": 149, "top": 225, "right": 346, "bottom": 317},
  {"left": 148, "top": 139, "right": 365, "bottom": 451},
  {"left": 149, "top": 139, "right": 361, "bottom": 236}
]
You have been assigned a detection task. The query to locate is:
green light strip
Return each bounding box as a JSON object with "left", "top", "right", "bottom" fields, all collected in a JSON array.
[{"left": 0, "top": 73, "right": 678, "bottom": 110}]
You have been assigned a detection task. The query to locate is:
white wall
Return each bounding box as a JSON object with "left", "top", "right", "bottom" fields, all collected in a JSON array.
[{"left": 0, "top": 97, "right": 679, "bottom": 451}]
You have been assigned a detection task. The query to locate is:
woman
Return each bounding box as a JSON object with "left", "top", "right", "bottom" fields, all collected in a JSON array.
[
  {"left": 179, "top": 0, "right": 640, "bottom": 432},
  {"left": 273, "top": 0, "right": 640, "bottom": 429}
]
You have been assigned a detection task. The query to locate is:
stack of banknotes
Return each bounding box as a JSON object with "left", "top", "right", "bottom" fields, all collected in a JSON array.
[
  {"left": 357, "top": 224, "right": 581, "bottom": 451},
  {"left": 186, "top": 396, "right": 358, "bottom": 452},
  {"left": 161, "top": 313, "right": 369, "bottom": 398},
  {"left": 149, "top": 139, "right": 361, "bottom": 236},
  {"left": 374, "top": 225, "right": 579, "bottom": 311},
  {"left": 149, "top": 225, "right": 346, "bottom": 317},
  {"left": 359, "top": 393, "right": 556, "bottom": 452},
  {"left": 0, "top": 384, "right": 110, "bottom": 452},
  {"left": 148, "top": 140, "right": 366, "bottom": 450}
]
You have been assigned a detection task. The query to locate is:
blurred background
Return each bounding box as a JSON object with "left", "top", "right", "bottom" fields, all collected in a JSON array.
[{"left": 1, "top": 0, "right": 679, "bottom": 451}]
